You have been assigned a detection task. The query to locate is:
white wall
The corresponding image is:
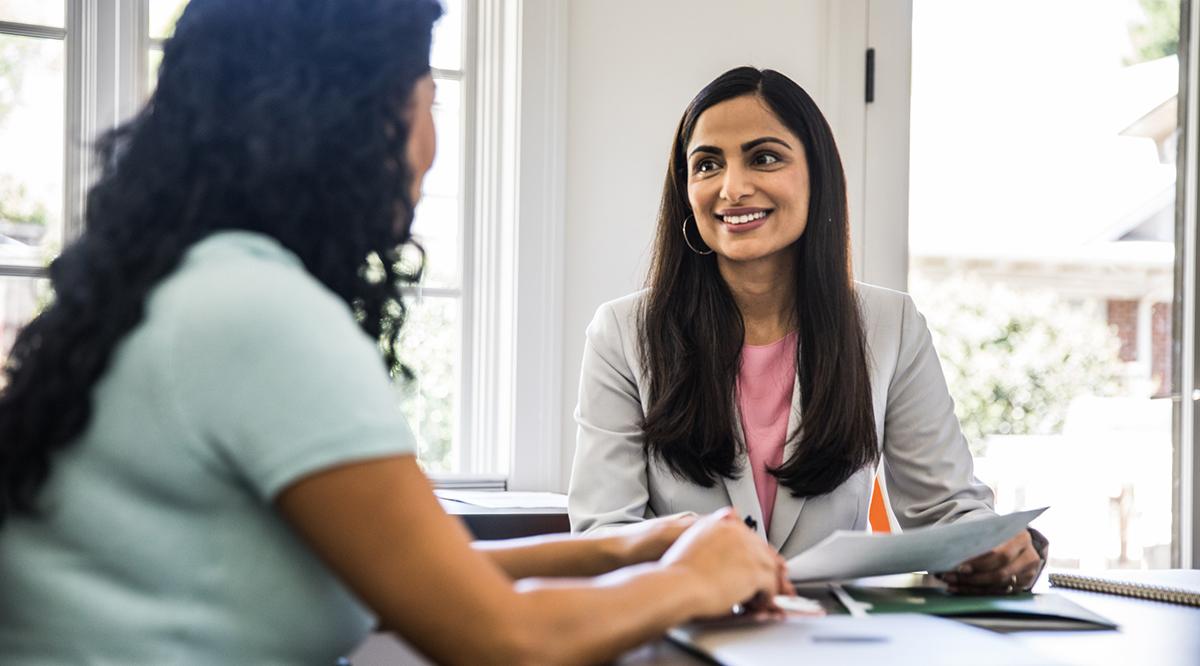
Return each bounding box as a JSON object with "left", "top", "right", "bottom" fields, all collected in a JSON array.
[{"left": 556, "top": 0, "right": 882, "bottom": 488}]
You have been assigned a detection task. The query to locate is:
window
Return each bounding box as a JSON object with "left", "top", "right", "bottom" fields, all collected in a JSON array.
[
  {"left": 0, "top": 0, "right": 567, "bottom": 488},
  {"left": 908, "top": 0, "right": 1185, "bottom": 569},
  {"left": 0, "top": 0, "right": 476, "bottom": 476},
  {"left": 0, "top": 1, "right": 64, "bottom": 364}
]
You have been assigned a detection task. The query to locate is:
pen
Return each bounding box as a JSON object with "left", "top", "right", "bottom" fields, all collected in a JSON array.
[{"left": 829, "top": 583, "right": 870, "bottom": 618}]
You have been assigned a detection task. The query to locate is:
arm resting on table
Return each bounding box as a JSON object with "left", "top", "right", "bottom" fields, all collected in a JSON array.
[{"left": 277, "top": 456, "right": 729, "bottom": 665}]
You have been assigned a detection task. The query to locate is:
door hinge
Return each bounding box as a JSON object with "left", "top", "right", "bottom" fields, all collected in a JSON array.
[{"left": 865, "top": 47, "right": 876, "bottom": 103}]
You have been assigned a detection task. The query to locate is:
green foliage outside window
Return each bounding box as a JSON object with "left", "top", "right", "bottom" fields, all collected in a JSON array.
[
  {"left": 1128, "top": 0, "right": 1180, "bottom": 64},
  {"left": 395, "top": 295, "right": 458, "bottom": 472},
  {"left": 913, "top": 278, "right": 1125, "bottom": 456},
  {"left": 0, "top": 177, "right": 47, "bottom": 227}
]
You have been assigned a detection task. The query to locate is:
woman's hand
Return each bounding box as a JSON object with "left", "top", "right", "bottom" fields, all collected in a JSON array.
[
  {"left": 660, "top": 508, "right": 788, "bottom": 618},
  {"left": 939, "top": 529, "right": 1044, "bottom": 595},
  {"left": 615, "top": 513, "right": 699, "bottom": 566}
]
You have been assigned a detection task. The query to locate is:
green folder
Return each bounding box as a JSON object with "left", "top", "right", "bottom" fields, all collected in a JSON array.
[{"left": 843, "top": 585, "right": 1118, "bottom": 632}]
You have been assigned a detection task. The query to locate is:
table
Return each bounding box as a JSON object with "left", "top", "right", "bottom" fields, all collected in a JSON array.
[
  {"left": 616, "top": 582, "right": 1200, "bottom": 665},
  {"left": 438, "top": 499, "right": 570, "bottom": 540},
  {"left": 352, "top": 580, "right": 1199, "bottom": 665}
]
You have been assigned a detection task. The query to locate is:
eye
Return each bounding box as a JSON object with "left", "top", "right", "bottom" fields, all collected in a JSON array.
[
  {"left": 752, "top": 151, "right": 781, "bottom": 167},
  {"left": 693, "top": 158, "right": 720, "bottom": 174}
]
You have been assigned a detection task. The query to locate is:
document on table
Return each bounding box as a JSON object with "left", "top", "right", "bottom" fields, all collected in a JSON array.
[
  {"left": 786, "top": 507, "right": 1046, "bottom": 582},
  {"left": 435, "top": 489, "right": 568, "bottom": 509},
  {"left": 668, "top": 614, "right": 1061, "bottom": 666}
]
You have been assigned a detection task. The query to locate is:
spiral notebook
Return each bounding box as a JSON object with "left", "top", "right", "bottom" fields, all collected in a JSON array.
[{"left": 1048, "top": 569, "right": 1200, "bottom": 607}]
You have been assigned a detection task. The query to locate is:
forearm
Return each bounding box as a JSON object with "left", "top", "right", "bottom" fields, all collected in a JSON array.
[
  {"left": 474, "top": 532, "right": 629, "bottom": 579},
  {"left": 507, "top": 564, "right": 705, "bottom": 665}
]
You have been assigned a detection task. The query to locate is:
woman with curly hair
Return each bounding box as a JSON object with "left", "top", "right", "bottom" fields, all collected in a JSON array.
[{"left": 0, "top": 2, "right": 789, "bottom": 662}]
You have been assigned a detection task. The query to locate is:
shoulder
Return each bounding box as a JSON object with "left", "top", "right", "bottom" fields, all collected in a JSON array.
[
  {"left": 156, "top": 231, "right": 359, "bottom": 343},
  {"left": 854, "top": 281, "right": 912, "bottom": 317},
  {"left": 147, "top": 231, "right": 381, "bottom": 384},
  {"left": 585, "top": 289, "right": 647, "bottom": 340},
  {"left": 854, "top": 281, "right": 923, "bottom": 331}
]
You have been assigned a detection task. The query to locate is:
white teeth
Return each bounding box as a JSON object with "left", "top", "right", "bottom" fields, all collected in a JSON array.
[{"left": 723, "top": 210, "right": 768, "bottom": 225}]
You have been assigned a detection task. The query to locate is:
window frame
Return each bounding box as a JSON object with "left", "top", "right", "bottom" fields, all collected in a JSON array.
[
  {"left": 1175, "top": 0, "right": 1198, "bottom": 569},
  {"left": 435, "top": 0, "right": 568, "bottom": 491},
  {"left": 0, "top": 8, "right": 68, "bottom": 279}
]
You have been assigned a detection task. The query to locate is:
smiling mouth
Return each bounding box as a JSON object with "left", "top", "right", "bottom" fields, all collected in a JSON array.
[{"left": 718, "top": 209, "right": 772, "bottom": 225}]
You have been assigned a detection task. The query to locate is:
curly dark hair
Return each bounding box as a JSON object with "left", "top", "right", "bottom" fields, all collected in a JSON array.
[{"left": 0, "top": 0, "right": 443, "bottom": 524}]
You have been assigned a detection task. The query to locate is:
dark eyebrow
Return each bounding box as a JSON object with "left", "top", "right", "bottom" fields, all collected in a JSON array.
[
  {"left": 742, "top": 136, "right": 791, "bottom": 152},
  {"left": 688, "top": 144, "right": 722, "bottom": 158},
  {"left": 688, "top": 136, "right": 792, "bottom": 158}
]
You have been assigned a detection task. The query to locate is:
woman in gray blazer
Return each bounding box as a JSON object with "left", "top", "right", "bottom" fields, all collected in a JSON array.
[{"left": 569, "top": 67, "right": 1047, "bottom": 595}]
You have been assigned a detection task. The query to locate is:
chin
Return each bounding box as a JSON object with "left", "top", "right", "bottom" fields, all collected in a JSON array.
[{"left": 716, "top": 243, "right": 776, "bottom": 264}]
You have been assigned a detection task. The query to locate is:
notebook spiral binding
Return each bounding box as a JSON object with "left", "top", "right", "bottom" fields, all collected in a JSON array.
[{"left": 1049, "top": 573, "right": 1200, "bottom": 607}]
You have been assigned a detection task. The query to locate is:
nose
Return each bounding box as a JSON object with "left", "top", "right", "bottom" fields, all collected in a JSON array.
[{"left": 719, "top": 163, "right": 754, "bottom": 203}]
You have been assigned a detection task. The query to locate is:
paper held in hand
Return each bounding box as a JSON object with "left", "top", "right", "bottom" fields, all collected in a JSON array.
[{"left": 786, "top": 507, "right": 1047, "bottom": 582}]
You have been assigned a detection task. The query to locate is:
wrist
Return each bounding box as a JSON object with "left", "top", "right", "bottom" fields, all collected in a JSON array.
[
  {"left": 603, "top": 533, "right": 638, "bottom": 570},
  {"left": 649, "top": 560, "right": 712, "bottom": 620}
]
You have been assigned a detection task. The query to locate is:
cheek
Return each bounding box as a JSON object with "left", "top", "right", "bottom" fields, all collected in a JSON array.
[
  {"left": 408, "top": 112, "right": 437, "bottom": 176},
  {"left": 775, "top": 179, "right": 810, "bottom": 233},
  {"left": 687, "top": 182, "right": 717, "bottom": 219}
]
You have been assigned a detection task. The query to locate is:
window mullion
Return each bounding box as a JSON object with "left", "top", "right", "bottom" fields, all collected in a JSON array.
[
  {"left": 463, "top": 0, "right": 518, "bottom": 479},
  {"left": 1176, "top": 0, "right": 1199, "bottom": 569},
  {"left": 63, "top": 0, "right": 96, "bottom": 242},
  {"left": 0, "top": 21, "right": 66, "bottom": 40}
]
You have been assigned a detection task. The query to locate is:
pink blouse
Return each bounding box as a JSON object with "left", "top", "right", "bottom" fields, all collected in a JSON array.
[{"left": 735, "top": 331, "right": 797, "bottom": 533}]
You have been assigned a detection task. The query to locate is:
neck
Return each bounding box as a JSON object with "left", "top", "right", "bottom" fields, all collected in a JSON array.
[{"left": 718, "top": 252, "right": 796, "bottom": 346}]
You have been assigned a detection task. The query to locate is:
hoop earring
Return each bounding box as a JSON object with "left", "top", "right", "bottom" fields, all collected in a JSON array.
[{"left": 681, "top": 215, "right": 713, "bottom": 256}]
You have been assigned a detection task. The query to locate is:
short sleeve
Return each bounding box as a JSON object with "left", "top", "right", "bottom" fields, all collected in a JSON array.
[{"left": 164, "top": 249, "right": 416, "bottom": 501}]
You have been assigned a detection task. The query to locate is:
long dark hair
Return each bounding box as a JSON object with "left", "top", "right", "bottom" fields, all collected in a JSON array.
[
  {"left": 640, "top": 66, "right": 878, "bottom": 498},
  {"left": 0, "top": 0, "right": 442, "bottom": 524}
]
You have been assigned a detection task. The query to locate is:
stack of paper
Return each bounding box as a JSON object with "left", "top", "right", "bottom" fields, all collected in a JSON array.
[
  {"left": 434, "top": 490, "right": 568, "bottom": 510},
  {"left": 786, "top": 508, "right": 1047, "bottom": 582}
]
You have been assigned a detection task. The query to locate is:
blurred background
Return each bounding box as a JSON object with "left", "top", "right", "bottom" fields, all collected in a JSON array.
[{"left": 0, "top": 0, "right": 1194, "bottom": 570}]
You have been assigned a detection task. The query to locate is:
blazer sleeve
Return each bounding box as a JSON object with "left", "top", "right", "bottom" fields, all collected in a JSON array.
[
  {"left": 882, "top": 294, "right": 996, "bottom": 528},
  {"left": 567, "top": 301, "right": 653, "bottom": 534}
]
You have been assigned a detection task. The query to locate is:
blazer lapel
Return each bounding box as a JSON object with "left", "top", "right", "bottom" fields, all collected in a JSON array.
[
  {"left": 722, "top": 402, "right": 766, "bottom": 541},
  {"left": 767, "top": 375, "right": 806, "bottom": 549}
]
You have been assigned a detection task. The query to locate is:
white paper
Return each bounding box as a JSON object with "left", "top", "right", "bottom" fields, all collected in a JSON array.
[
  {"left": 435, "top": 490, "right": 568, "bottom": 509},
  {"left": 786, "top": 507, "right": 1046, "bottom": 582},
  {"left": 669, "top": 614, "right": 1060, "bottom": 666}
]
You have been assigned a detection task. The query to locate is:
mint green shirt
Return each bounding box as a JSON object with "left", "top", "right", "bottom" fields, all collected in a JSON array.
[{"left": 0, "top": 231, "right": 416, "bottom": 664}]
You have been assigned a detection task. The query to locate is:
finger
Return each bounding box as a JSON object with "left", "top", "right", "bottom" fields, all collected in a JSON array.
[
  {"left": 958, "top": 532, "right": 1029, "bottom": 573},
  {"left": 958, "top": 559, "right": 1041, "bottom": 593},
  {"left": 739, "top": 588, "right": 781, "bottom": 620},
  {"left": 774, "top": 556, "right": 796, "bottom": 595},
  {"left": 711, "top": 507, "right": 738, "bottom": 522},
  {"left": 947, "top": 584, "right": 1019, "bottom": 596},
  {"left": 957, "top": 565, "right": 1022, "bottom": 588},
  {"left": 1014, "top": 552, "right": 1045, "bottom": 590},
  {"left": 949, "top": 575, "right": 1025, "bottom": 595},
  {"left": 966, "top": 541, "right": 1041, "bottom": 587},
  {"left": 958, "top": 549, "right": 1013, "bottom": 575},
  {"left": 778, "top": 568, "right": 796, "bottom": 596}
]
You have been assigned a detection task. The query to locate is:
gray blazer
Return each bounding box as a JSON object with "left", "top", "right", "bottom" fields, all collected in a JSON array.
[{"left": 567, "top": 283, "right": 995, "bottom": 559}]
